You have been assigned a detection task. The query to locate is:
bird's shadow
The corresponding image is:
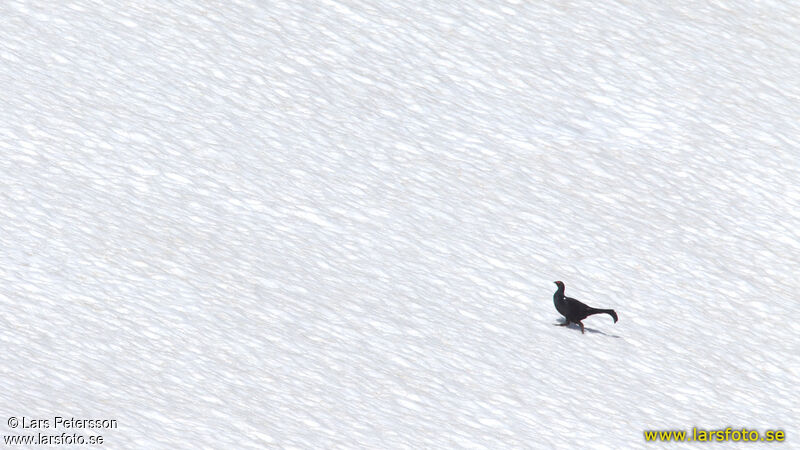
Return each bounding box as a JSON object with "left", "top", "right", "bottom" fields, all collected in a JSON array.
[{"left": 554, "top": 321, "right": 621, "bottom": 338}]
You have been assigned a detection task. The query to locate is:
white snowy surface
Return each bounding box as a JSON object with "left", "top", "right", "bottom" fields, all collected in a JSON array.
[{"left": 1, "top": 0, "right": 799, "bottom": 448}]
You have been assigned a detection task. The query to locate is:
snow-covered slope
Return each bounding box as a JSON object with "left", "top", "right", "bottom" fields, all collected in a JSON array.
[{"left": 1, "top": 0, "right": 798, "bottom": 448}]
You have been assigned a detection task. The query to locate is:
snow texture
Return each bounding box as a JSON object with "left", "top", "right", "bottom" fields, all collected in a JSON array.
[{"left": 1, "top": 0, "right": 799, "bottom": 448}]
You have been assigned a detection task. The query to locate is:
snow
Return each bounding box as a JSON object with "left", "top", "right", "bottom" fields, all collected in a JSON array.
[{"left": 1, "top": 0, "right": 799, "bottom": 448}]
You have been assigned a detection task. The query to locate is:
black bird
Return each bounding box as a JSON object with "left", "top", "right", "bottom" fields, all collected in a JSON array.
[{"left": 553, "top": 281, "right": 618, "bottom": 334}]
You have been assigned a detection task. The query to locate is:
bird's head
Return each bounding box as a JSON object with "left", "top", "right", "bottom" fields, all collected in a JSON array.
[{"left": 553, "top": 281, "right": 564, "bottom": 288}]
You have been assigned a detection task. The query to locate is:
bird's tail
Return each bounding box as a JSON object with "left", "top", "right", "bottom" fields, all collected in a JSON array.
[{"left": 587, "top": 308, "right": 618, "bottom": 323}]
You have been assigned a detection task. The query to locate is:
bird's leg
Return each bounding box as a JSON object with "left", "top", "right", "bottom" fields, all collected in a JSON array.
[
  {"left": 577, "top": 321, "right": 585, "bottom": 334},
  {"left": 555, "top": 320, "right": 570, "bottom": 327}
]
